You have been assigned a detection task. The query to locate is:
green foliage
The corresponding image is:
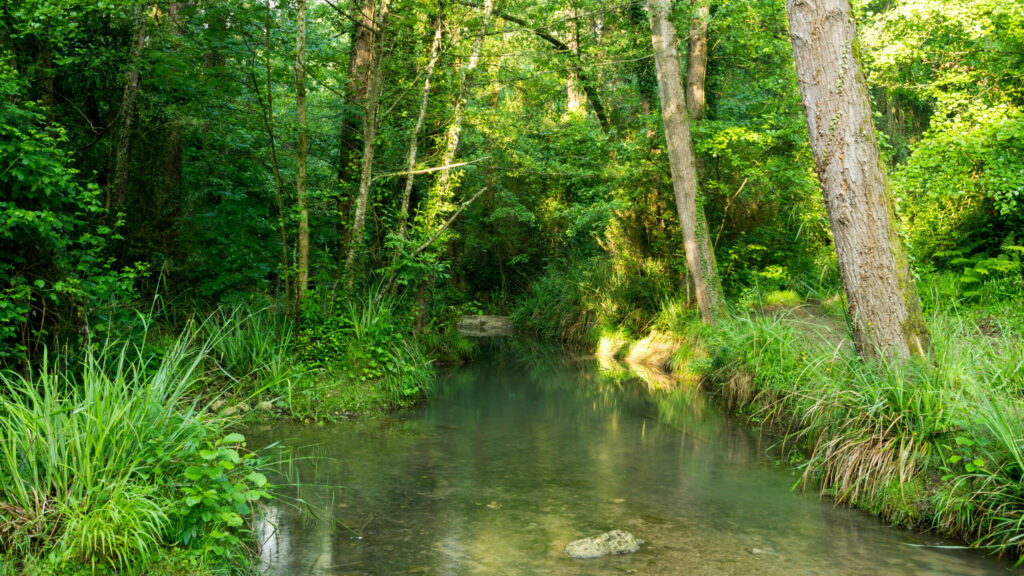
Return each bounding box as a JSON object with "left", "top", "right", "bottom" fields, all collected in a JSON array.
[
  {"left": 173, "top": 434, "right": 269, "bottom": 561},
  {"left": 0, "top": 327, "right": 267, "bottom": 572},
  {"left": 0, "top": 60, "right": 140, "bottom": 364},
  {"left": 297, "top": 286, "right": 434, "bottom": 408}
]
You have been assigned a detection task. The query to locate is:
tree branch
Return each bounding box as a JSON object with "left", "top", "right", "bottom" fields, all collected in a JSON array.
[
  {"left": 412, "top": 185, "right": 488, "bottom": 255},
  {"left": 455, "top": 0, "right": 610, "bottom": 132}
]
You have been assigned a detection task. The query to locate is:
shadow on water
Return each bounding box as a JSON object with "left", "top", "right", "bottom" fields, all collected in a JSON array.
[{"left": 248, "top": 342, "right": 1015, "bottom": 576}]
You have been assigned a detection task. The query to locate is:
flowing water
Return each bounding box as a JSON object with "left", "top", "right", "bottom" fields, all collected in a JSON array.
[{"left": 249, "top": 344, "right": 1013, "bottom": 575}]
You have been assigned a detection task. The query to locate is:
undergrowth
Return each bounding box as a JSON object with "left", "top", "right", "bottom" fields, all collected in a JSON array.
[{"left": 0, "top": 325, "right": 269, "bottom": 575}]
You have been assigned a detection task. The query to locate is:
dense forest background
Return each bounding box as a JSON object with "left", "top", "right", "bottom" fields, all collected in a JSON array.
[
  {"left": 3, "top": 0, "right": 1021, "bottom": 363},
  {"left": 2, "top": 0, "right": 1024, "bottom": 573}
]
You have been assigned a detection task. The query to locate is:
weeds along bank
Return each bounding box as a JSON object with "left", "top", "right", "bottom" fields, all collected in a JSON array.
[
  {"left": 0, "top": 330, "right": 270, "bottom": 575},
  {"left": 515, "top": 264, "right": 1024, "bottom": 564},
  {"left": 0, "top": 288, "right": 472, "bottom": 574}
]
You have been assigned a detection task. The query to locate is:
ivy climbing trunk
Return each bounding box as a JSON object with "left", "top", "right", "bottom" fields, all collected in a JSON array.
[
  {"left": 685, "top": 0, "right": 709, "bottom": 119},
  {"left": 295, "top": 0, "right": 310, "bottom": 303},
  {"left": 337, "top": 0, "right": 376, "bottom": 273},
  {"left": 786, "top": 0, "right": 930, "bottom": 359},
  {"left": 344, "top": 0, "right": 390, "bottom": 281},
  {"left": 647, "top": 0, "right": 722, "bottom": 324},
  {"left": 398, "top": 5, "right": 446, "bottom": 239}
]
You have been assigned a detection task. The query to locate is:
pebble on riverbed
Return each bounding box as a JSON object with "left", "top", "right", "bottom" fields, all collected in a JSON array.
[{"left": 564, "top": 530, "right": 643, "bottom": 559}]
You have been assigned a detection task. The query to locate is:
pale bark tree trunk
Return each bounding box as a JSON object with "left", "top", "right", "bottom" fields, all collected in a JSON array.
[
  {"left": 685, "top": 0, "right": 709, "bottom": 119},
  {"left": 398, "top": 6, "right": 446, "bottom": 239},
  {"left": 337, "top": 0, "right": 376, "bottom": 273},
  {"left": 344, "top": 0, "right": 390, "bottom": 280},
  {"left": 647, "top": 0, "right": 722, "bottom": 324},
  {"left": 565, "top": 6, "right": 585, "bottom": 112},
  {"left": 110, "top": 7, "right": 147, "bottom": 207},
  {"left": 295, "top": 0, "right": 310, "bottom": 303},
  {"left": 786, "top": 0, "right": 930, "bottom": 359},
  {"left": 424, "top": 0, "right": 493, "bottom": 229}
]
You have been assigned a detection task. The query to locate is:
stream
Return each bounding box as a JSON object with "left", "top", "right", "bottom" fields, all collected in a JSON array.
[{"left": 249, "top": 343, "right": 1013, "bottom": 575}]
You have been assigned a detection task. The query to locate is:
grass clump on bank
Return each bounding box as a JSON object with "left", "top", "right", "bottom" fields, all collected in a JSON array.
[
  {"left": 703, "top": 302, "right": 1024, "bottom": 560},
  {"left": 197, "top": 284, "right": 468, "bottom": 421},
  {"left": 0, "top": 328, "right": 269, "bottom": 575}
]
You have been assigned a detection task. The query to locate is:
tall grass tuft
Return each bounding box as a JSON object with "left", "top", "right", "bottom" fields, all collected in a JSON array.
[{"left": 0, "top": 324, "right": 245, "bottom": 570}]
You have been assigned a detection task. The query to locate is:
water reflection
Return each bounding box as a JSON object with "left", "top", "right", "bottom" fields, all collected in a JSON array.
[{"left": 249, "top": 346, "right": 1012, "bottom": 575}]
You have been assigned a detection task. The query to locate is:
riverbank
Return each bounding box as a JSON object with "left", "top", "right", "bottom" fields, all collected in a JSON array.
[
  {"left": 516, "top": 274, "right": 1024, "bottom": 565},
  {"left": 0, "top": 294, "right": 465, "bottom": 574}
]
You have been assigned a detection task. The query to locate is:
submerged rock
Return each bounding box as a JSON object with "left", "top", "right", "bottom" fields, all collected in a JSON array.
[{"left": 564, "top": 530, "right": 643, "bottom": 559}]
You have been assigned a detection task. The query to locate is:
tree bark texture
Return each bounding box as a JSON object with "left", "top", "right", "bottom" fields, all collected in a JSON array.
[
  {"left": 398, "top": 6, "right": 446, "bottom": 238},
  {"left": 786, "top": 0, "right": 930, "bottom": 359},
  {"left": 111, "top": 8, "right": 147, "bottom": 207},
  {"left": 647, "top": 0, "right": 722, "bottom": 324},
  {"left": 295, "top": 0, "right": 310, "bottom": 303},
  {"left": 685, "top": 0, "right": 709, "bottom": 119},
  {"left": 344, "top": 0, "right": 390, "bottom": 279},
  {"left": 337, "top": 0, "right": 377, "bottom": 271}
]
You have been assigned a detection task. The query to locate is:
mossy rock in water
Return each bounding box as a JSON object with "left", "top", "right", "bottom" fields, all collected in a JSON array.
[{"left": 564, "top": 530, "right": 643, "bottom": 559}]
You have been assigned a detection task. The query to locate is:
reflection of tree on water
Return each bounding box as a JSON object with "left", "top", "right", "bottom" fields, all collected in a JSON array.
[{"left": 250, "top": 345, "right": 1011, "bottom": 576}]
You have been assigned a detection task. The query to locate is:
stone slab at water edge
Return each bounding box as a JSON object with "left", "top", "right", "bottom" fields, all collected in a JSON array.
[
  {"left": 457, "top": 315, "right": 514, "bottom": 337},
  {"left": 564, "top": 530, "right": 643, "bottom": 559}
]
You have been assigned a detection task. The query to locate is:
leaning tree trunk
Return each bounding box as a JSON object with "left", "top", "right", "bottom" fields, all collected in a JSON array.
[
  {"left": 336, "top": 0, "right": 376, "bottom": 273},
  {"left": 295, "top": 0, "right": 310, "bottom": 303},
  {"left": 647, "top": 0, "right": 722, "bottom": 324},
  {"left": 397, "top": 5, "right": 446, "bottom": 238},
  {"left": 786, "top": 0, "right": 930, "bottom": 359}
]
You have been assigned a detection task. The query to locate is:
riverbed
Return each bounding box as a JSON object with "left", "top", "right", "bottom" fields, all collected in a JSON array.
[{"left": 249, "top": 343, "right": 1012, "bottom": 575}]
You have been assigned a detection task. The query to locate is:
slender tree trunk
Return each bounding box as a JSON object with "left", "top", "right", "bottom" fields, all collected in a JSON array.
[
  {"left": 344, "top": 0, "right": 390, "bottom": 279},
  {"left": 786, "top": 0, "right": 930, "bottom": 359},
  {"left": 162, "top": 2, "right": 185, "bottom": 200},
  {"left": 111, "top": 8, "right": 147, "bottom": 207},
  {"left": 398, "top": 5, "right": 446, "bottom": 238},
  {"left": 647, "top": 0, "right": 722, "bottom": 324},
  {"left": 337, "top": 0, "right": 376, "bottom": 273},
  {"left": 259, "top": 0, "right": 291, "bottom": 305},
  {"left": 565, "top": 6, "right": 585, "bottom": 112},
  {"left": 685, "top": 0, "right": 709, "bottom": 119},
  {"left": 424, "top": 0, "right": 493, "bottom": 229},
  {"left": 295, "top": 0, "right": 310, "bottom": 303}
]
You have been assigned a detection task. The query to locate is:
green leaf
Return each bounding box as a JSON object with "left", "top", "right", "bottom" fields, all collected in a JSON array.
[
  {"left": 184, "top": 466, "right": 204, "bottom": 480},
  {"left": 221, "top": 432, "right": 245, "bottom": 444},
  {"left": 246, "top": 472, "right": 268, "bottom": 487}
]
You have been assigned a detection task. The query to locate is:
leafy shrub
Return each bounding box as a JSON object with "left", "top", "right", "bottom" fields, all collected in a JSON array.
[{"left": 297, "top": 286, "right": 434, "bottom": 407}]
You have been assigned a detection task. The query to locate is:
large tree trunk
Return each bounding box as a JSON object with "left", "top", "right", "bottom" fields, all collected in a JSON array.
[
  {"left": 110, "top": 8, "right": 147, "bottom": 208},
  {"left": 344, "top": 0, "right": 390, "bottom": 280},
  {"left": 336, "top": 0, "right": 376, "bottom": 273},
  {"left": 423, "top": 0, "right": 493, "bottom": 229},
  {"left": 397, "top": 6, "right": 446, "bottom": 238},
  {"left": 647, "top": 0, "right": 722, "bottom": 324},
  {"left": 786, "top": 0, "right": 930, "bottom": 359},
  {"left": 295, "top": 0, "right": 310, "bottom": 303},
  {"left": 685, "top": 0, "right": 709, "bottom": 119}
]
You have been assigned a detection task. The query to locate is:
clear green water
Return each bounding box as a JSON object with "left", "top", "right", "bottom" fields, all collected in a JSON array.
[{"left": 249, "top": 345, "right": 1012, "bottom": 575}]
